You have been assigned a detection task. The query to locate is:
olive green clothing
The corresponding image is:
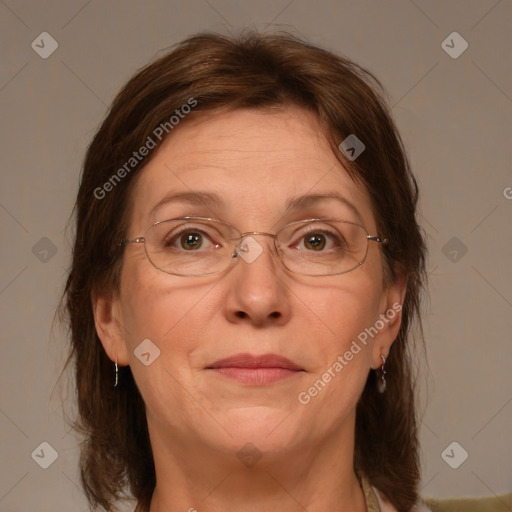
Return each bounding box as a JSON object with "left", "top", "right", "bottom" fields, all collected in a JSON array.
[{"left": 359, "top": 471, "right": 511, "bottom": 512}]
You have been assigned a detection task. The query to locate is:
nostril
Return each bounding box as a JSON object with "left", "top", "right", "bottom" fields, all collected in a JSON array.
[
  {"left": 270, "top": 311, "right": 281, "bottom": 318},
  {"left": 236, "top": 311, "right": 247, "bottom": 318}
]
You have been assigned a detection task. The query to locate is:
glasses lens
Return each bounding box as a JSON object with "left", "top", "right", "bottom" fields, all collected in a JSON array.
[
  {"left": 145, "top": 218, "right": 237, "bottom": 276},
  {"left": 277, "top": 219, "right": 368, "bottom": 276}
]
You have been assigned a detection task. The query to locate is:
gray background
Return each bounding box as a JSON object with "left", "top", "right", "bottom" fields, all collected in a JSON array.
[{"left": 1, "top": 1, "right": 511, "bottom": 511}]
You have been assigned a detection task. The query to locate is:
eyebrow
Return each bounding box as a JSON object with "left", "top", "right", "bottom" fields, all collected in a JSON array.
[
  {"left": 150, "top": 191, "right": 363, "bottom": 223},
  {"left": 284, "top": 192, "right": 363, "bottom": 223},
  {"left": 150, "top": 191, "right": 224, "bottom": 217}
]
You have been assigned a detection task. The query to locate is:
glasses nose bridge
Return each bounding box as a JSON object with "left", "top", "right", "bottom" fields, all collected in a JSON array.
[
  {"left": 238, "top": 230, "right": 279, "bottom": 248},
  {"left": 239, "top": 230, "right": 277, "bottom": 239},
  {"left": 233, "top": 230, "right": 281, "bottom": 260}
]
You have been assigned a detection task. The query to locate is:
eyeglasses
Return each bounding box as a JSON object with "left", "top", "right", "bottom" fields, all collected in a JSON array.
[{"left": 118, "top": 216, "right": 388, "bottom": 277}]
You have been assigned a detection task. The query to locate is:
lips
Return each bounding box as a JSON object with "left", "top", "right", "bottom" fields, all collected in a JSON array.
[
  {"left": 206, "top": 353, "right": 304, "bottom": 385},
  {"left": 206, "top": 353, "right": 303, "bottom": 371}
]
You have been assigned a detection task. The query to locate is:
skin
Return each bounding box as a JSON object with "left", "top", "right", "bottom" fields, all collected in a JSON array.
[{"left": 93, "top": 106, "right": 406, "bottom": 512}]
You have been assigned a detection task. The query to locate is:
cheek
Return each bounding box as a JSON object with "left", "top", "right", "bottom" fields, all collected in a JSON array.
[
  {"left": 299, "top": 271, "right": 382, "bottom": 403},
  {"left": 312, "top": 273, "right": 382, "bottom": 349},
  {"left": 117, "top": 267, "right": 215, "bottom": 419},
  {"left": 118, "top": 262, "right": 214, "bottom": 362},
  {"left": 298, "top": 283, "right": 380, "bottom": 421}
]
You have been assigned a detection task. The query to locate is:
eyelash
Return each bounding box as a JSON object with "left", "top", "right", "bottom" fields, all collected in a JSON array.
[
  {"left": 163, "top": 226, "right": 346, "bottom": 251},
  {"left": 163, "top": 228, "right": 219, "bottom": 248},
  {"left": 293, "top": 228, "right": 346, "bottom": 250}
]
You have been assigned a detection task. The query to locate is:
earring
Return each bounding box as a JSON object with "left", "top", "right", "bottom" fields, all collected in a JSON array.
[
  {"left": 377, "top": 353, "right": 387, "bottom": 393},
  {"left": 114, "top": 356, "right": 119, "bottom": 388}
]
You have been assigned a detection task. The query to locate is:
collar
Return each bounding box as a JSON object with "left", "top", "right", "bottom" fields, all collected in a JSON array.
[{"left": 358, "top": 471, "right": 382, "bottom": 512}]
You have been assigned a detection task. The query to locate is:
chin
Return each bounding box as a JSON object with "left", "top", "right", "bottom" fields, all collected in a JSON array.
[{"left": 215, "top": 406, "right": 308, "bottom": 450}]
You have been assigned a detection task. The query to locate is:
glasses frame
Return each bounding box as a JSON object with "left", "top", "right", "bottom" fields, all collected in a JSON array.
[{"left": 118, "top": 216, "right": 388, "bottom": 277}]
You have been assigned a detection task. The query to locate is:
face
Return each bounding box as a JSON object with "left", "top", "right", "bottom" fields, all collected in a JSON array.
[{"left": 95, "top": 106, "right": 404, "bottom": 462}]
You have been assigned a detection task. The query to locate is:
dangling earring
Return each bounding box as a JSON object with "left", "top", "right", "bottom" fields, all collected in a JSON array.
[
  {"left": 377, "top": 353, "right": 387, "bottom": 393},
  {"left": 114, "top": 356, "right": 119, "bottom": 388}
]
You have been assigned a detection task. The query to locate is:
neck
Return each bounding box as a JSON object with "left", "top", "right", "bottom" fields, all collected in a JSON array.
[{"left": 147, "top": 414, "right": 366, "bottom": 512}]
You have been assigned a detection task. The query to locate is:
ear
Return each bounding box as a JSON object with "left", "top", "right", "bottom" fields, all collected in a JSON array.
[
  {"left": 91, "top": 289, "right": 130, "bottom": 366},
  {"left": 371, "top": 268, "right": 407, "bottom": 369}
]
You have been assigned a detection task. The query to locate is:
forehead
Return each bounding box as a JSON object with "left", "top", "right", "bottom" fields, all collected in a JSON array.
[{"left": 128, "top": 107, "right": 375, "bottom": 232}]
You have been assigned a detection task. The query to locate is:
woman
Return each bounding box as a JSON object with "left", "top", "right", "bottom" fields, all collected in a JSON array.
[{"left": 59, "top": 31, "right": 431, "bottom": 511}]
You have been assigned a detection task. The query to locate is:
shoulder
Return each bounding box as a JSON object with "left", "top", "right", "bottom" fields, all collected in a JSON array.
[
  {"left": 424, "top": 493, "right": 512, "bottom": 512},
  {"left": 372, "top": 487, "right": 512, "bottom": 512},
  {"left": 372, "top": 486, "right": 433, "bottom": 512}
]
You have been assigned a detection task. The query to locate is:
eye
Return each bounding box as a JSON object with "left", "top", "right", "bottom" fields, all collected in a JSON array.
[
  {"left": 163, "top": 227, "right": 220, "bottom": 251},
  {"left": 289, "top": 225, "right": 348, "bottom": 253},
  {"left": 303, "top": 232, "right": 328, "bottom": 251},
  {"left": 178, "top": 230, "right": 205, "bottom": 250},
  {"left": 302, "top": 230, "right": 343, "bottom": 251}
]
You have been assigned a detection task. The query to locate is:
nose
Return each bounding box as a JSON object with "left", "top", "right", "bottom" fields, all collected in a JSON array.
[{"left": 223, "top": 233, "right": 291, "bottom": 327}]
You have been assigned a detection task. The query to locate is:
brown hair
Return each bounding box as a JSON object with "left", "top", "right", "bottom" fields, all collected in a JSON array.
[{"left": 58, "top": 30, "right": 428, "bottom": 512}]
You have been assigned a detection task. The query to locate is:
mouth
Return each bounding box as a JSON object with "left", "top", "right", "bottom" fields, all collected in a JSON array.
[{"left": 205, "top": 353, "right": 305, "bottom": 385}]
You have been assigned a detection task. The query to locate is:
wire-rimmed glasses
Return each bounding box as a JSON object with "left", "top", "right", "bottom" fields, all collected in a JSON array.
[{"left": 118, "top": 216, "right": 388, "bottom": 277}]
